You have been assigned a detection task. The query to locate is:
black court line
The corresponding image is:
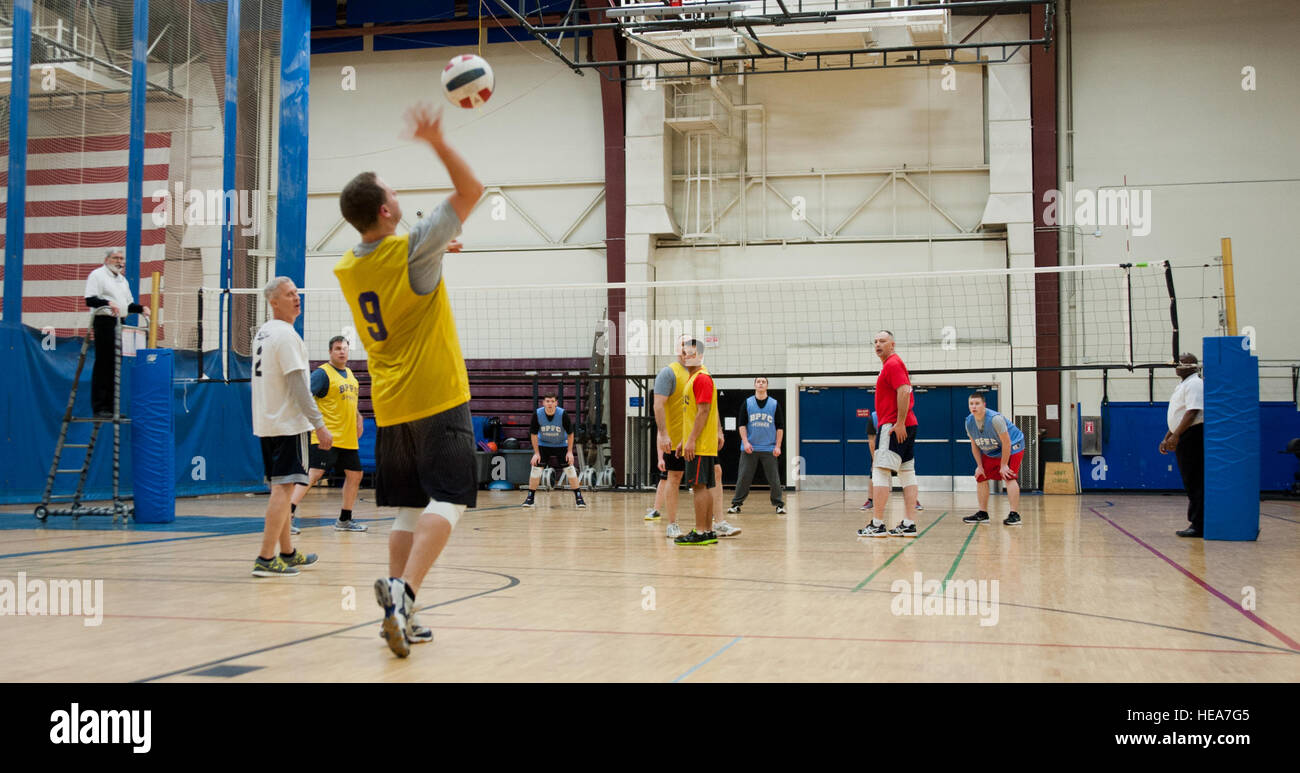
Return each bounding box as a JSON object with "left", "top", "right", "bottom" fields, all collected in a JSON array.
[
  {"left": 460, "top": 563, "right": 1299, "bottom": 655},
  {"left": 135, "top": 567, "right": 520, "bottom": 683},
  {"left": 1262, "top": 512, "right": 1300, "bottom": 525}
]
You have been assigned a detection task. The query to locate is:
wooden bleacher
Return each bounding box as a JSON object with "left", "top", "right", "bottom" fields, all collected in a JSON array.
[{"left": 310, "top": 357, "right": 594, "bottom": 443}]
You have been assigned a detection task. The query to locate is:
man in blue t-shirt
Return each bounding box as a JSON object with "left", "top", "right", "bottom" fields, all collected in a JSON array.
[
  {"left": 727, "top": 377, "right": 786, "bottom": 514},
  {"left": 523, "top": 393, "right": 586, "bottom": 509}
]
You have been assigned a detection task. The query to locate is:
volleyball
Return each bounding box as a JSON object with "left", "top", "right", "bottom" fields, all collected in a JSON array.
[{"left": 441, "top": 54, "right": 494, "bottom": 109}]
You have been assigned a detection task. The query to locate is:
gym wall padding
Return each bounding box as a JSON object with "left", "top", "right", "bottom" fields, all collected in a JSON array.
[
  {"left": 1203, "top": 336, "right": 1260, "bottom": 541},
  {"left": 131, "top": 349, "right": 176, "bottom": 523},
  {"left": 1078, "top": 400, "right": 1299, "bottom": 493},
  {"left": 0, "top": 323, "right": 265, "bottom": 506}
]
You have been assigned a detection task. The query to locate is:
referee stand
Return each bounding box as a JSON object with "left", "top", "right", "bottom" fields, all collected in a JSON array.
[{"left": 35, "top": 311, "right": 148, "bottom": 523}]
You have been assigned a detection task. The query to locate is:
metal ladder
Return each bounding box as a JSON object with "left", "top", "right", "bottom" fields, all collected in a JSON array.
[{"left": 35, "top": 314, "right": 134, "bottom": 524}]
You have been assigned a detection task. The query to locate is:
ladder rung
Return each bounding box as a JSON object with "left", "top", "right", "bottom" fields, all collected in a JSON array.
[
  {"left": 56, "top": 469, "right": 86, "bottom": 474},
  {"left": 70, "top": 417, "right": 131, "bottom": 423},
  {"left": 63, "top": 444, "right": 90, "bottom": 449}
]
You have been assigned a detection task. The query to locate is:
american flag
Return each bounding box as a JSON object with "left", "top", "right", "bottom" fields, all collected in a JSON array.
[{"left": 0, "top": 132, "right": 171, "bottom": 335}]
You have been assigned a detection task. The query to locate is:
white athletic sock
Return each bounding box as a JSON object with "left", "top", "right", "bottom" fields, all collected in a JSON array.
[{"left": 872, "top": 518, "right": 884, "bottom": 527}]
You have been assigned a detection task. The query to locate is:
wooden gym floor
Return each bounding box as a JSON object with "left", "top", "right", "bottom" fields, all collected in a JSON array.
[{"left": 2, "top": 489, "right": 1298, "bottom": 682}]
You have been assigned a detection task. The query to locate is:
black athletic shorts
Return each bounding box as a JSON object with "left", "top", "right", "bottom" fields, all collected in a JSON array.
[
  {"left": 375, "top": 402, "right": 478, "bottom": 508},
  {"left": 309, "top": 444, "right": 363, "bottom": 474},
  {"left": 874, "top": 423, "right": 918, "bottom": 469},
  {"left": 260, "top": 433, "right": 309, "bottom": 486},
  {"left": 537, "top": 446, "right": 568, "bottom": 471},
  {"left": 658, "top": 449, "right": 687, "bottom": 481},
  {"left": 685, "top": 455, "right": 716, "bottom": 489}
]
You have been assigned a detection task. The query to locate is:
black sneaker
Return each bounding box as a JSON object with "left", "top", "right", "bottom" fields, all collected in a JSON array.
[
  {"left": 1003, "top": 512, "right": 1022, "bottom": 527},
  {"left": 963, "top": 511, "right": 990, "bottom": 525},
  {"left": 522, "top": 493, "right": 535, "bottom": 508},
  {"left": 857, "top": 521, "right": 888, "bottom": 538},
  {"left": 889, "top": 521, "right": 919, "bottom": 538},
  {"left": 674, "top": 529, "right": 718, "bottom": 546},
  {"left": 575, "top": 495, "right": 587, "bottom": 509}
]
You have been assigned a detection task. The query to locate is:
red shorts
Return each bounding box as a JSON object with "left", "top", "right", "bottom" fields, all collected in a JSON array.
[{"left": 979, "top": 451, "right": 1023, "bottom": 481}]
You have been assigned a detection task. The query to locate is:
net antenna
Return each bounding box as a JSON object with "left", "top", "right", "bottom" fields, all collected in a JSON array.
[{"left": 490, "top": 0, "right": 1058, "bottom": 83}]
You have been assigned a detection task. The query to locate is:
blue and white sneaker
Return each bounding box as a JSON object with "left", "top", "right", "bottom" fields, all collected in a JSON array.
[
  {"left": 379, "top": 611, "right": 434, "bottom": 645},
  {"left": 857, "top": 521, "right": 889, "bottom": 538},
  {"left": 374, "top": 578, "right": 411, "bottom": 658}
]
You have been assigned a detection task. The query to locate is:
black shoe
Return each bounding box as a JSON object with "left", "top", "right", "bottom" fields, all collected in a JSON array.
[
  {"left": 521, "top": 493, "right": 535, "bottom": 508},
  {"left": 1176, "top": 527, "right": 1202, "bottom": 538},
  {"left": 575, "top": 495, "right": 587, "bottom": 509},
  {"left": 963, "top": 511, "right": 990, "bottom": 524},
  {"left": 1003, "top": 512, "right": 1021, "bottom": 527},
  {"left": 888, "top": 521, "right": 918, "bottom": 538},
  {"left": 673, "top": 529, "right": 718, "bottom": 546}
]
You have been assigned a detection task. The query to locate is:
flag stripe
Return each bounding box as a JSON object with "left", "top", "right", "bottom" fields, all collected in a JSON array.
[
  {"left": 0, "top": 132, "right": 171, "bottom": 155},
  {"left": 0, "top": 164, "right": 172, "bottom": 187}
]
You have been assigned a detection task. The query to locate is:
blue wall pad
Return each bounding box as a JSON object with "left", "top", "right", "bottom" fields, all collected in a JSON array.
[
  {"left": 0, "top": 323, "right": 264, "bottom": 505},
  {"left": 1203, "top": 336, "right": 1260, "bottom": 540},
  {"left": 132, "top": 349, "right": 175, "bottom": 522},
  {"left": 1079, "top": 401, "right": 1298, "bottom": 492}
]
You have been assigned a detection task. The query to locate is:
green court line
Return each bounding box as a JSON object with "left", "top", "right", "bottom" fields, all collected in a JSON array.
[
  {"left": 850, "top": 511, "right": 948, "bottom": 593},
  {"left": 943, "top": 524, "right": 980, "bottom": 589}
]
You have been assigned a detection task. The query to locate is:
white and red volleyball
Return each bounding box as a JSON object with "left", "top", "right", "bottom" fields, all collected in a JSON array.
[{"left": 441, "top": 54, "right": 494, "bottom": 109}]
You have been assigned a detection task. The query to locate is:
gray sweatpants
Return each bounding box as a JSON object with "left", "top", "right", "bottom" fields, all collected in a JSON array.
[{"left": 731, "top": 450, "right": 784, "bottom": 507}]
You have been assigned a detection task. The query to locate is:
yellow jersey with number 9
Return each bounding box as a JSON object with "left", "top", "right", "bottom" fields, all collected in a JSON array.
[{"left": 334, "top": 233, "right": 470, "bottom": 427}]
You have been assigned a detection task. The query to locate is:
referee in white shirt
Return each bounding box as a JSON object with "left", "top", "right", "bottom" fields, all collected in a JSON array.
[
  {"left": 250, "top": 277, "right": 333, "bottom": 577},
  {"left": 1159, "top": 353, "right": 1204, "bottom": 538},
  {"left": 83, "top": 249, "right": 149, "bottom": 417}
]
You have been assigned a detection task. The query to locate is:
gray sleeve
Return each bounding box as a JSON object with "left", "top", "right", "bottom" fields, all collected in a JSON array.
[
  {"left": 407, "top": 199, "right": 463, "bottom": 296},
  {"left": 653, "top": 366, "right": 677, "bottom": 397},
  {"left": 288, "top": 368, "right": 325, "bottom": 429},
  {"left": 991, "top": 414, "right": 1009, "bottom": 435}
]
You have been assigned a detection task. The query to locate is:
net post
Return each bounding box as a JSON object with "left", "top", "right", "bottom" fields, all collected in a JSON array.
[
  {"left": 1162, "top": 259, "right": 1179, "bottom": 362},
  {"left": 196, "top": 288, "right": 204, "bottom": 380},
  {"left": 1123, "top": 264, "right": 1134, "bottom": 370},
  {"left": 148, "top": 270, "right": 161, "bottom": 349},
  {"left": 1220, "top": 236, "right": 1238, "bottom": 336}
]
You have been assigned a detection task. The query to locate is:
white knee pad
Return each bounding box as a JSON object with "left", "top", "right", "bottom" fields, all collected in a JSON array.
[
  {"left": 425, "top": 499, "right": 465, "bottom": 529},
  {"left": 898, "top": 459, "right": 917, "bottom": 488},
  {"left": 393, "top": 507, "right": 421, "bottom": 532},
  {"left": 529, "top": 466, "right": 543, "bottom": 480},
  {"left": 872, "top": 467, "right": 893, "bottom": 487},
  {"left": 564, "top": 465, "right": 577, "bottom": 478},
  {"left": 393, "top": 501, "right": 465, "bottom": 531}
]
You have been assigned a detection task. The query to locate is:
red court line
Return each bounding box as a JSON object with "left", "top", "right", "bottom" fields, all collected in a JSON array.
[
  {"left": 1089, "top": 506, "right": 1300, "bottom": 652},
  {"left": 90, "top": 614, "right": 1291, "bottom": 656}
]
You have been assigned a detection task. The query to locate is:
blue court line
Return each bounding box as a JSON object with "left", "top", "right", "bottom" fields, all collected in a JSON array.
[
  {"left": 0, "top": 504, "right": 523, "bottom": 560},
  {"left": 672, "top": 636, "right": 742, "bottom": 683}
]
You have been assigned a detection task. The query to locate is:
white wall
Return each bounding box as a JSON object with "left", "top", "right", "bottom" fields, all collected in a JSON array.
[
  {"left": 1068, "top": 0, "right": 1300, "bottom": 407},
  {"left": 302, "top": 40, "right": 608, "bottom": 360}
]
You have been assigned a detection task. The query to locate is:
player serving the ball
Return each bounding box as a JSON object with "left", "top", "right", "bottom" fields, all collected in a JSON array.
[
  {"left": 962, "top": 392, "right": 1025, "bottom": 527},
  {"left": 334, "top": 101, "right": 484, "bottom": 658}
]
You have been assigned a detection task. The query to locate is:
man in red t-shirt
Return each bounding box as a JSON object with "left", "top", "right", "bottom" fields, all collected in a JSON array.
[{"left": 858, "top": 330, "right": 921, "bottom": 538}]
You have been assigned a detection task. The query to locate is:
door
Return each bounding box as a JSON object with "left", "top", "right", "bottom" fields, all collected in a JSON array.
[
  {"left": 798, "top": 387, "right": 844, "bottom": 490},
  {"left": 716, "top": 388, "right": 787, "bottom": 488}
]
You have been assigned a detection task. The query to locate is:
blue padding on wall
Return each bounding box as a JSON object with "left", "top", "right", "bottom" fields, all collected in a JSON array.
[
  {"left": 1078, "top": 399, "right": 1299, "bottom": 492},
  {"left": 131, "top": 349, "right": 175, "bottom": 522},
  {"left": 311, "top": 0, "right": 339, "bottom": 27},
  {"left": 348, "top": 0, "right": 459, "bottom": 24},
  {"left": 312, "top": 37, "right": 365, "bottom": 54},
  {"left": 1203, "top": 337, "right": 1260, "bottom": 540},
  {"left": 358, "top": 417, "right": 377, "bottom": 473},
  {"left": 0, "top": 323, "right": 264, "bottom": 505}
]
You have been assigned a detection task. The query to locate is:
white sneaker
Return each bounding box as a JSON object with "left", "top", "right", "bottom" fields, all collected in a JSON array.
[
  {"left": 726, "top": 505, "right": 741, "bottom": 514},
  {"left": 714, "top": 520, "right": 742, "bottom": 537},
  {"left": 666, "top": 523, "right": 683, "bottom": 539},
  {"left": 381, "top": 611, "right": 434, "bottom": 645},
  {"left": 776, "top": 506, "right": 787, "bottom": 515},
  {"left": 645, "top": 508, "right": 661, "bottom": 521}
]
